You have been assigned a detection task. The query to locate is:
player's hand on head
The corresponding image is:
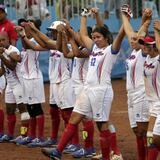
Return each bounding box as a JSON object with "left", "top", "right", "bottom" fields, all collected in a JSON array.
[
  {"left": 57, "top": 24, "right": 66, "bottom": 33},
  {"left": 14, "top": 26, "right": 26, "bottom": 37},
  {"left": 62, "top": 19, "right": 70, "bottom": 31},
  {"left": 28, "top": 22, "right": 37, "bottom": 31}
]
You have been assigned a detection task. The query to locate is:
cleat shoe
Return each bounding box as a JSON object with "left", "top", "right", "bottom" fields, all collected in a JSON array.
[
  {"left": 0, "top": 134, "right": 14, "bottom": 142},
  {"left": 10, "top": 135, "right": 25, "bottom": 143},
  {"left": 27, "top": 138, "right": 45, "bottom": 148},
  {"left": 72, "top": 147, "right": 96, "bottom": 158},
  {"left": 110, "top": 153, "right": 123, "bottom": 160},
  {"left": 63, "top": 144, "right": 81, "bottom": 154},
  {"left": 92, "top": 153, "right": 102, "bottom": 160},
  {"left": 38, "top": 138, "right": 58, "bottom": 147},
  {"left": 81, "top": 8, "right": 91, "bottom": 17},
  {"left": 16, "top": 136, "right": 33, "bottom": 145},
  {"left": 41, "top": 147, "right": 55, "bottom": 158},
  {"left": 50, "top": 148, "right": 62, "bottom": 160}
]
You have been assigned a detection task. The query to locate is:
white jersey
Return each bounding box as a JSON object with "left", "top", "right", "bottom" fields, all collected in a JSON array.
[
  {"left": 71, "top": 57, "right": 89, "bottom": 85},
  {"left": 3, "top": 45, "right": 22, "bottom": 86},
  {"left": 85, "top": 44, "right": 118, "bottom": 86},
  {"left": 21, "top": 38, "right": 43, "bottom": 79},
  {"left": 49, "top": 49, "right": 72, "bottom": 83},
  {"left": 126, "top": 49, "right": 146, "bottom": 91},
  {"left": 144, "top": 55, "right": 160, "bottom": 101}
]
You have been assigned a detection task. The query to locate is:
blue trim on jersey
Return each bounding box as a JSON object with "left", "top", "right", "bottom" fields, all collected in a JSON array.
[
  {"left": 142, "top": 52, "right": 147, "bottom": 57},
  {"left": 111, "top": 47, "right": 119, "bottom": 55}
]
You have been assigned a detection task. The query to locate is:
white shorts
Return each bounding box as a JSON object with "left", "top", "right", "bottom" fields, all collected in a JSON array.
[
  {"left": 149, "top": 101, "right": 160, "bottom": 117},
  {"left": 49, "top": 83, "right": 58, "bottom": 104},
  {"left": 56, "top": 79, "right": 75, "bottom": 109},
  {"left": 0, "top": 76, "right": 6, "bottom": 94},
  {"left": 23, "top": 78, "right": 45, "bottom": 105},
  {"left": 5, "top": 82, "right": 23, "bottom": 104},
  {"left": 128, "top": 99, "right": 149, "bottom": 128},
  {"left": 73, "top": 85, "right": 113, "bottom": 122},
  {"left": 72, "top": 84, "right": 84, "bottom": 100},
  {"left": 153, "top": 115, "right": 160, "bottom": 135}
]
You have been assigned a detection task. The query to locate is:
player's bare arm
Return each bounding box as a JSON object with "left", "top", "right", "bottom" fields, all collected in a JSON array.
[
  {"left": 80, "top": 16, "right": 92, "bottom": 50},
  {"left": 154, "top": 20, "right": 160, "bottom": 53}
]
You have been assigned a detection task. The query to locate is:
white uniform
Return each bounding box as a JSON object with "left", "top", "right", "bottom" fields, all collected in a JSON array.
[
  {"left": 0, "top": 60, "right": 6, "bottom": 94},
  {"left": 0, "top": 75, "right": 5, "bottom": 94},
  {"left": 143, "top": 54, "right": 160, "bottom": 135},
  {"left": 49, "top": 50, "right": 74, "bottom": 109},
  {"left": 4, "top": 45, "right": 23, "bottom": 104},
  {"left": 71, "top": 56, "right": 89, "bottom": 98},
  {"left": 144, "top": 55, "right": 160, "bottom": 115},
  {"left": 73, "top": 44, "right": 117, "bottom": 121},
  {"left": 126, "top": 49, "right": 149, "bottom": 128},
  {"left": 21, "top": 38, "right": 45, "bottom": 105}
]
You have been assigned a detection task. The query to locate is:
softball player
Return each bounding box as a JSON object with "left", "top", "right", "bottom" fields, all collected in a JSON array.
[
  {"left": 14, "top": 20, "right": 45, "bottom": 147},
  {"left": 138, "top": 21, "right": 160, "bottom": 159},
  {"left": 121, "top": 6, "right": 152, "bottom": 160},
  {"left": 0, "top": 31, "right": 30, "bottom": 142},
  {"left": 58, "top": 24, "right": 95, "bottom": 158},
  {"left": 41, "top": 8, "right": 125, "bottom": 159}
]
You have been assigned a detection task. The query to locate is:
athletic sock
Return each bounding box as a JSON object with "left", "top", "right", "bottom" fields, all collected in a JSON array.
[
  {"left": 37, "top": 114, "right": 45, "bottom": 139},
  {"left": 83, "top": 120, "right": 94, "bottom": 149},
  {"left": 110, "top": 132, "right": 121, "bottom": 155},
  {"left": 50, "top": 106, "right": 60, "bottom": 139},
  {"left": 136, "top": 136, "right": 146, "bottom": 160},
  {"left": 7, "top": 114, "right": 16, "bottom": 137},
  {"left": 29, "top": 117, "right": 36, "bottom": 138},
  {"left": 0, "top": 109, "right": 4, "bottom": 134},
  {"left": 147, "top": 146, "right": 158, "bottom": 160},
  {"left": 57, "top": 123, "right": 78, "bottom": 152},
  {"left": 71, "top": 125, "right": 79, "bottom": 145},
  {"left": 100, "top": 130, "right": 111, "bottom": 160},
  {"left": 61, "top": 108, "right": 72, "bottom": 127}
]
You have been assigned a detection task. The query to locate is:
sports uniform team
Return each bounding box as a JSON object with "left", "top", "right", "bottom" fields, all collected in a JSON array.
[{"left": 0, "top": 3, "right": 160, "bottom": 160}]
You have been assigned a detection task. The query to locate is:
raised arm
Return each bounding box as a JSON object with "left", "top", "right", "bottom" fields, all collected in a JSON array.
[
  {"left": 15, "top": 26, "right": 47, "bottom": 51},
  {"left": 112, "top": 25, "right": 125, "bottom": 51},
  {"left": 80, "top": 16, "right": 93, "bottom": 50},
  {"left": 91, "top": 7, "right": 104, "bottom": 27},
  {"left": 154, "top": 20, "right": 160, "bottom": 52},
  {"left": 24, "top": 22, "right": 57, "bottom": 50}
]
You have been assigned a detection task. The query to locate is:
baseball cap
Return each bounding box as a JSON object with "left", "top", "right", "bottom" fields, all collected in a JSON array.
[
  {"left": 138, "top": 36, "right": 156, "bottom": 45},
  {"left": 0, "top": 4, "right": 7, "bottom": 13},
  {"left": 47, "top": 21, "right": 66, "bottom": 30}
]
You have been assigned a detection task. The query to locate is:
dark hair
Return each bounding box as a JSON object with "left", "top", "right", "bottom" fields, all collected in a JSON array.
[
  {"left": 92, "top": 26, "right": 113, "bottom": 44},
  {"left": 17, "top": 18, "right": 27, "bottom": 26},
  {"left": 17, "top": 18, "right": 41, "bottom": 30},
  {"left": 87, "top": 26, "right": 92, "bottom": 39},
  {"left": 27, "top": 19, "right": 42, "bottom": 30}
]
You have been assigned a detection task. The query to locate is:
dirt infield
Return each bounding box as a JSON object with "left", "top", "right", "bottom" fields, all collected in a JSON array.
[{"left": 0, "top": 79, "right": 136, "bottom": 160}]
